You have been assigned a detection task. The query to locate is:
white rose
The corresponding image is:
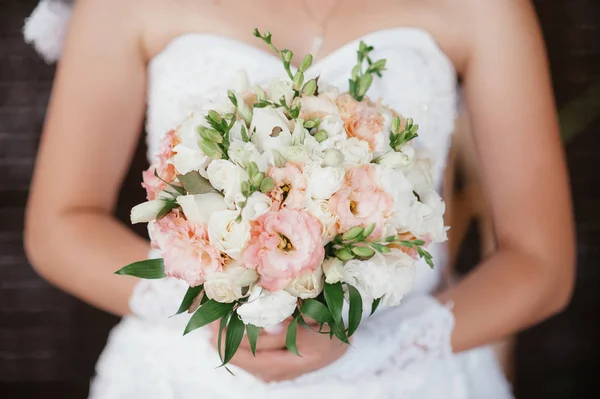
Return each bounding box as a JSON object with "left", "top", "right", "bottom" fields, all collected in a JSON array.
[
  {"left": 250, "top": 107, "right": 292, "bottom": 152},
  {"left": 380, "top": 249, "right": 416, "bottom": 306},
  {"left": 130, "top": 199, "right": 165, "bottom": 224},
  {"left": 323, "top": 148, "right": 345, "bottom": 167},
  {"left": 285, "top": 267, "right": 324, "bottom": 299},
  {"left": 404, "top": 155, "right": 434, "bottom": 195},
  {"left": 204, "top": 260, "right": 259, "bottom": 303},
  {"left": 379, "top": 166, "right": 418, "bottom": 229},
  {"left": 406, "top": 190, "right": 447, "bottom": 243},
  {"left": 343, "top": 253, "right": 390, "bottom": 301},
  {"left": 267, "top": 78, "right": 295, "bottom": 106},
  {"left": 377, "top": 147, "right": 416, "bottom": 168},
  {"left": 177, "top": 192, "right": 228, "bottom": 225},
  {"left": 335, "top": 137, "right": 373, "bottom": 165},
  {"left": 307, "top": 198, "right": 339, "bottom": 243},
  {"left": 208, "top": 210, "right": 250, "bottom": 260},
  {"left": 322, "top": 257, "right": 344, "bottom": 284},
  {"left": 242, "top": 192, "right": 272, "bottom": 221},
  {"left": 306, "top": 166, "right": 345, "bottom": 199},
  {"left": 206, "top": 160, "right": 248, "bottom": 206},
  {"left": 317, "top": 115, "right": 347, "bottom": 149},
  {"left": 170, "top": 114, "right": 211, "bottom": 176},
  {"left": 237, "top": 286, "right": 297, "bottom": 328}
]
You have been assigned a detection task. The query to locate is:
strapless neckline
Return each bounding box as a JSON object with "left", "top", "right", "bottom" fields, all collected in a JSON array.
[{"left": 149, "top": 27, "right": 456, "bottom": 74}]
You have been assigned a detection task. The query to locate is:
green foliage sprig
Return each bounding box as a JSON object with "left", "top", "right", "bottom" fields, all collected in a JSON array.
[{"left": 349, "top": 41, "right": 387, "bottom": 101}]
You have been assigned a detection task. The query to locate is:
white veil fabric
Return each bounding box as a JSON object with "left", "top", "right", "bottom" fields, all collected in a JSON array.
[{"left": 23, "top": 0, "right": 73, "bottom": 64}]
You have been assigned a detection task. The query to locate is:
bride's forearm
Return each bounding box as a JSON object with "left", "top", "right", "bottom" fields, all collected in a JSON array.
[
  {"left": 436, "top": 248, "right": 573, "bottom": 353},
  {"left": 25, "top": 208, "right": 149, "bottom": 316}
]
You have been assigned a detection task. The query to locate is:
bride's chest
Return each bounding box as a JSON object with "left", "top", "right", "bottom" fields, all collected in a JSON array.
[{"left": 145, "top": 29, "right": 458, "bottom": 188}]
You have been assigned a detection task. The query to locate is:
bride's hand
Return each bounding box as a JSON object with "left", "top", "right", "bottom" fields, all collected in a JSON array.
[{"left": 210, "top": 321, "right": 349, "bottom": 382}]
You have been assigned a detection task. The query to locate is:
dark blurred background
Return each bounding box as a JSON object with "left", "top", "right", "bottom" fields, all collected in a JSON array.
[{"left": 1, "top": 0, "right": 599, "bottom": 398}]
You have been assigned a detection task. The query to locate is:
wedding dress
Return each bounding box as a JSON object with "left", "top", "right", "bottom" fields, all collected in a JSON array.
[{"left": 24, "top": 1, "right": 513, "bottom": 398}]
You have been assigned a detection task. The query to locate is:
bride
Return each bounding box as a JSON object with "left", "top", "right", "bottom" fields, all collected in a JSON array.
[{"left": 24, "top": 0, "right": 574, "bottom": 397}]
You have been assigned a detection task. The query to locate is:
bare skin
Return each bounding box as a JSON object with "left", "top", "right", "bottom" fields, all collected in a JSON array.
[{"left": 25, "top": 0, "right": 574, "bottom": 383}]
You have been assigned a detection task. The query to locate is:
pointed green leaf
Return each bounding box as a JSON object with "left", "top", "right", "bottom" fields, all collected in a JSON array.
[
  {"left": 300, "top": 299, "right": 333, "bottom": 324},
  {"left": 347, "top": 284, "right": 363, "bottom": 337},
  {"left": 177, "top": 171, "right": 214, "bottom": 195},
  {"left": 246, "top": 324, "right": 260, "bottom": 357},
  {"left": 370, "top": 297, "right": 382, "bottom": 316},
  {"left": 223, "top": 311, "right": 245, "bottom": 365},
  {"left": 156, "top": 199, "right": 178, "bottom": 219},
  {"left": 324, "top": 282, "right": 344, "bottom": 329},
  {"left": 217, "top": 313, "right": 229, "bottom": 363},
  {"left": 115, "top": 258, "right": 166, "bottom": 279},
  {"left": 184, "top": 300, "right": 233, "bottom": 335},
  {"left": 285, "top": 316, "right": 301, "bottom": 356},
  {"left": 174, "top": 285, "right": 203, "bottom": 315}
]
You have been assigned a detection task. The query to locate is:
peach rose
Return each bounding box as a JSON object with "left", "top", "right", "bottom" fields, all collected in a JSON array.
[
  {"left": 242, "top": 209, "right": 325, "bottom": 292},
  {"left": 336, "top": 93, "right": 385, "bottom": 151},
  {"left": 329, "top": 165, "right": 393, "bottom": 238},
  {"left": 151, "top": 210, "right": 223, "bottom": 287}
]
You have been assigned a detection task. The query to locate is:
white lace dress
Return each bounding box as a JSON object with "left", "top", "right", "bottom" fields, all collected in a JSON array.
[{"left": 24, "top": 2, "right": 513, "bottom": 398}]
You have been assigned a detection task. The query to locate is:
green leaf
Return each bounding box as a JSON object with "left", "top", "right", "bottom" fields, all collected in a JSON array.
[
  {"left": 286, "top": 316, "right": 301, "bottom": 356},
  {"left": 174, "top": 285, "right": 203, "bottom": 315},
  {"left": 223, "top": 311, "right": 245, "bottom": 365},
  {"left": 324, "top": 282, "right": 344, "bottom": 329},
  {"left": 115, "top": 258, "right": 166, "bottom": 279},
  {"left": 370, "top": 297, "right": 382, "bottom": 316},
  {"left": 177, "top": 171, "right": 214, "bottom": 195},
  {"left": 217, "top": 313, "right": 229, "bottom": 363},
  {"left": 384, "top": 235, "right": 397, "bottom": 242},
  {"left": 357, "top": 73, "right": 373, "bottom": 98},
  {"left": 153, "top": 169, "right": 186, "bottom": 196},
  {"left": 184, "top": 300, "right": 234, "bottom": 335},
  {"left": 246, "top": 324, "right": 260, "bottom": 357},
  {"left": 347, "top": 284, "right": 363, "bottom": 337},
  {"left": 329, "top": 321, "right": 349, "bottom": 344},
  {"left": 156, "top": 199, "right": 178, "bottom": 219},
  {"left": 227, "top": 90, "right": 238, "bottom": 107},
  {"left": 300, "top": 299, "right": 334, "bottom": 324}
]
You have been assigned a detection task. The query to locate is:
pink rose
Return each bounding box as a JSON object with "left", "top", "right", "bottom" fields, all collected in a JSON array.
[
  {"left": 243, "top": 209, "right": 325, "bottom": 292},
  {"left": 267, "top": 163, "right": 307, "bottom": 210},
  {"left": 151, "top": 210, "right": 223, "bottom": 287},
  {"left": 142, "top": 129, "right": 180, "bottom": 200},
  {"left": 336, "top": 93, "right": 385, "bottom": 151},
  {"left": 329, "top": 165, "right": 393, "bottom": 238}
]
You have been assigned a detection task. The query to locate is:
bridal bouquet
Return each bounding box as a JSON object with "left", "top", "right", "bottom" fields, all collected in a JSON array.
[{"left": 116, "top": 29, "right": 447, "bottom": 367}]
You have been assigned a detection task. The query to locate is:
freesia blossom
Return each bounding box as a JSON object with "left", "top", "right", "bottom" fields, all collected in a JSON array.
[
  {"left": 242, "top": 208, "right": 324, "bottom": 291},
  {"left": 150, "top": 210, "right": 222, "bottom": 287}
]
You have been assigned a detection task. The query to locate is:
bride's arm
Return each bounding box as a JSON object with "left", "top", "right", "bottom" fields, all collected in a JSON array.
[
  {"left": 24, "top": 0, "right": 148, "bottom": 316},
  {"left": 437, "top": 0, "right": 575, "bottom": 352}
]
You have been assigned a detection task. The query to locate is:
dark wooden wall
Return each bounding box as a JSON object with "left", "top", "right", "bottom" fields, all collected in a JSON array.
[{"left": 1, "top": 0, "right": 599, "bottom": 397}]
